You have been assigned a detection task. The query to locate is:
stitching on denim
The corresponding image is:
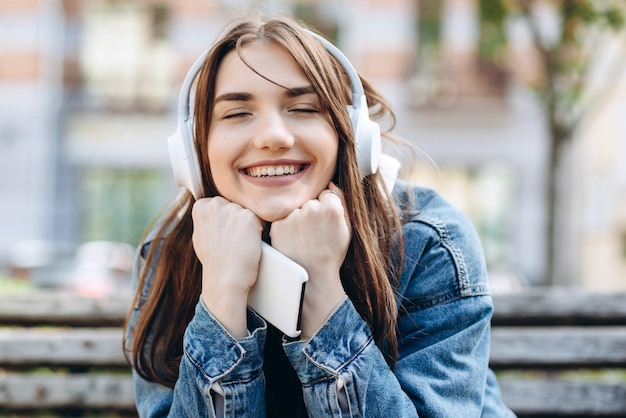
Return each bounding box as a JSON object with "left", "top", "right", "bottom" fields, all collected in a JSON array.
[
  {"left": 301, "top": 374, "right": 335, "bottom": 387},
  {"left": 307, "top": 333, "right": 374, "bottom": 374},
  {"left": 400, "top": 284, "right": 491, "bottom": 313},
  {"left": 303, "top": 328, "right": 374, "bottom": 376},
  {"left": 184, "top": 350, "right": 214, "bottom": 384},
  {"left": 184, "top": 343, "right": 244, "bottom": 383},
  {"left": 183, "top": 305, "right": 249, "bottom": 383},
  {"left": 335, "top": 333, "right": 374, "bottom": 372},
  {"left": 220, "top": 368, "right": 264, "bottom": 386},
  {"left": 414, "top": 215, "right": 471, "bottom": 291}
]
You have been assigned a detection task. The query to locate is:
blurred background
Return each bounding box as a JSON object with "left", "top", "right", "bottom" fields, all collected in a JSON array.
[{"left": 1, "top": 0, "right": 625, "bottom": 297}]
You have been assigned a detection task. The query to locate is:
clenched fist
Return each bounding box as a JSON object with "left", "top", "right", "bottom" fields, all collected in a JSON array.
[
  {"left": 270, "top": 182, "right": 350, "bottom": 338},
  {"left": 192, "top": 196, "right": 263, "bottom": 338}
]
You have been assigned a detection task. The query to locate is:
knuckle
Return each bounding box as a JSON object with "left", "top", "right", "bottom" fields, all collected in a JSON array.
[{"left": 191, "top": 200, "right": 205, "bottom": 218}]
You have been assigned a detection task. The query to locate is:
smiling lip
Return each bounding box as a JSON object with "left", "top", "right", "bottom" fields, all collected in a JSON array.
[{"left": 241, "top": 161, "right": 309, "bottom": 185}]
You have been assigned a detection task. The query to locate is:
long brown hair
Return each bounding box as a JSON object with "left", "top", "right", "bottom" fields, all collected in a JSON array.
[{"left": 124, "top": 14, "right": 404, "bottom": 388}]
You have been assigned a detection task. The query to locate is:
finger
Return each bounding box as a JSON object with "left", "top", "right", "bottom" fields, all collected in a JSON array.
[
  {"left": 318, "top": 189, "right": 343, "bottom": 213},
  {"left": 327, "top": 181, "right": 344, "bottom": 200},
  {"left": 318, "top": 188, "right": 340, "bottom": 200},
  {"left": 320, "top": 182, "right": 351, "bottom": 231},
  {"left": 318, "top": 181, "right": 345, "bottom": 201}
]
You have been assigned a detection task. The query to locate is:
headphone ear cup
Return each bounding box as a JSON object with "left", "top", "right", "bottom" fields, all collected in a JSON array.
[
  {"left": 351, "top": 96, "right": 381, "bottom": 178},
  {"left": 167, "top": 119, "right": 203, "bottom": 199}
]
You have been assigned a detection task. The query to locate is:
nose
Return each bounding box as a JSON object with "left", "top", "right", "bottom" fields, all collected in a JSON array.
[{"left": 253, "top": 110, "right": 294, "bottom": 151}]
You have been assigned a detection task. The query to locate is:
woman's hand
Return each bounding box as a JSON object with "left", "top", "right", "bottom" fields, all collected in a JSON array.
[
  {"left": 192, "top": 196, "right": 263, "bottom": 338},
  {"left": 270, "top": 182, "right": 351, "bottom": 338}
]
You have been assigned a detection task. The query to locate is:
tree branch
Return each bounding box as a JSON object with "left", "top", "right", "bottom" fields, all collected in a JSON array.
[
  {"left": 567, "top": 34, "right": 626, "bottom": 137},
  {"left": 517, "top": 0, "right": 551, "bottom": 58}
]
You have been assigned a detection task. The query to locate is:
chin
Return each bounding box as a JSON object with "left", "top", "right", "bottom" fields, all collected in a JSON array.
[
  {"left": 251, "top": 203, "right": 298, "bottom": 223},
  {"left": 256, "top": 209, "right": 293, "bottom": 223}
]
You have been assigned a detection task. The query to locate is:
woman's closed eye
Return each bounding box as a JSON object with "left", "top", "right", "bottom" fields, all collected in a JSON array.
[
  {"left": 223, "top": 110, "right": 252, "bottom": 120},
  {"left": 289, "top": 105, "right": 321, "bottom": 116}
]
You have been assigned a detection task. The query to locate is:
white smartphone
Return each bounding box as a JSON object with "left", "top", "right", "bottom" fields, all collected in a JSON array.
[{"left": 248, "top": 242, "right": 308, "bottom": 338}]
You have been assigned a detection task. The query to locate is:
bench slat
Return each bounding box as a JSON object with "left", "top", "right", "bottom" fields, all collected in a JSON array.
[
  {"left": 0, "top": 291, "right": 625, "bottom": 417},
  {"left": 0, "top": 293, "right": 131, "bottom": 326},
  {"left": 1, "top": 291, "right": 625, "bottom": 326},
  {"left": 490, "top": 326, "right": 626, "bottom": 367},
  {"left": 3, "top": 326, "right": 626, "bottom": 369},
  {"left": 499, "top": 378, "right": 626, "bottom": 415},
  {"left": 0, "top": 374, "right": 135, "bottom": 410},
  {"left": 0, "top": 328, "right": 127, "bottom": 367},
  {"left": 492, "top": 290, "right": 626, "bottom": 325},
  {"left": 2, "top": 374, "right": 625, "bottom": 416}
]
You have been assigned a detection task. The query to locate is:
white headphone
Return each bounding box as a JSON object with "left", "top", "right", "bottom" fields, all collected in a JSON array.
[{"left": 167, "top": 28, "right": 382, "bottom": 199}]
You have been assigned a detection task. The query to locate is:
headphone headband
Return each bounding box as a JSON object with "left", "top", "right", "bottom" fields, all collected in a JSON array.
[{"left": 168, "top": 26, "right": 382, "bottom": 199}]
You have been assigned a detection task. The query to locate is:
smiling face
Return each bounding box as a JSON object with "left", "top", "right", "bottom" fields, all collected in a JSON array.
[{"left": 207, "top": 40, "right": 339, "bottom": 222}]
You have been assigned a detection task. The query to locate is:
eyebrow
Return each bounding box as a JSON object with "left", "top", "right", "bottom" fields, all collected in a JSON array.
[
  {"left": 214, "top": 85, "right": 318, "bottom": 104},
  {"left": 284, "top": 85, "right": 317, "bottom": 98},
  {"left": 214, "top": 92, "right": 253, "bottom": 104}
]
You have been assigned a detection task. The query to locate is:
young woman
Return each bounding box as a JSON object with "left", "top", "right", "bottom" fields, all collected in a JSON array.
[{"left": 124, "top": 13, "right": 516, "bottom": 418}]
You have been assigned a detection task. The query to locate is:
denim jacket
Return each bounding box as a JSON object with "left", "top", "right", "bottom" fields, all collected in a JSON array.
[{"left": 127, "top": 181, "right": 516, "bottom": 417}]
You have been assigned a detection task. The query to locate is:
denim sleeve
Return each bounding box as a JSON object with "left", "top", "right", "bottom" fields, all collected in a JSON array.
[
  {"left": 395, "top": 294, "right": 493, "bottom": 418},
  {"left": 128, "top": 237, "right": 269, "bottom": 417},
  {"left": 392, "top": 208, "right": 512, "bottom": 417},
  {"left": 282, "top": 190, "right": 512, "bottom": 417},
  {"left": 133, "top": 301, "right": 268, "bottom": 417},
  {"left": 283, "top": 299, "right": 418, "bottom": 417},
  {"left": 282, "top": 297, "right": 497, "bottom": 418}
]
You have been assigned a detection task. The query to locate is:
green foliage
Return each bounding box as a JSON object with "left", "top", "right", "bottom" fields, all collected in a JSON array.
[
  {"left": 478, "top": 0, "right": 626, "bottom": 284},
  {"left": 479, "top": 0, "right": 507, "bottom": 23},
  {"left": 552, "top": 1, "right": 624, "bottom": 135},
  {"left": 605, "top": 7, "right": 625, "bottom": 29},
  {"left": 477, "top": 0, "right": 625, "bottom": 136},
  {"left": 416, "top": 0, "right": 443, "bottom": 63},
  {"left": 569, "top": 1, "right": 597, "bottom": 24},
  {"left": 479, "top": 0, "right": 508, "bottom": 60},
  {"left": 568, "top": 0, "right": 625, "bottom": 29}
]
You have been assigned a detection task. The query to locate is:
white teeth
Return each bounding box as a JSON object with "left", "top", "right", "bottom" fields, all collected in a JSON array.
[{"left": 247, "top": 165, "right": 299, "bottom": 177}]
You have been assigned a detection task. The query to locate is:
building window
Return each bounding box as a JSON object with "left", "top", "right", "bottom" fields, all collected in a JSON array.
[
  {"left": 79, "top": 1, "right": 173, "bottom": 110},
  {"left": 417, "top": 0, "right": 442, "bottom": 63},
  {"left": 409, "top": 0, "right": 509, "bottom": 109},
  {"left": 80, "top": 168, "right": 170, "bottom": 246},
  {"left": 292, "top": 2, "right": 340, "bottom": 42}
]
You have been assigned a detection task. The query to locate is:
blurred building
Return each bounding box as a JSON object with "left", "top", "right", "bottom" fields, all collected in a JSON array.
[
  {"left": 0, "top": 0, "right": 624, "bottom": 290},
  {"left": 1, "top": 1, "right": 63, "bottom": 263},
  {"left": 572, "top": 35, "right": 626, "bottom": 291}
]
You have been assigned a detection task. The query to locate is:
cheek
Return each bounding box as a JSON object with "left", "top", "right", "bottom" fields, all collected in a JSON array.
[
  {"left": 207, "top": 132, "right": 222, "bottom": 162},
  {"left": 206, "top": 136, "right": 232, "bottom": 188},
  {"left": 320, "top": 131, "right": 340, "bottom": 175}
]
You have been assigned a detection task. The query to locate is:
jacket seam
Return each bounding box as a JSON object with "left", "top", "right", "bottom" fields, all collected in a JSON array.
[
  {"left": 400, "top": 284, "right": 491, "bottom": 313},
  {"left": 412, "top": 215, "right": 471, "bottom": 291}
]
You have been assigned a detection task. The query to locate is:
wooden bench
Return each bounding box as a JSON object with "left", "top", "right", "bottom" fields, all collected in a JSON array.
[
  {"left": 0, "top": 292, "right": 136, "bottom": 416},
  {"left": 0, "top": 289, "right": 625, "bottom": 416},
  {"left": 491, "top": 289, "right": 626, "bottom": 417}
]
